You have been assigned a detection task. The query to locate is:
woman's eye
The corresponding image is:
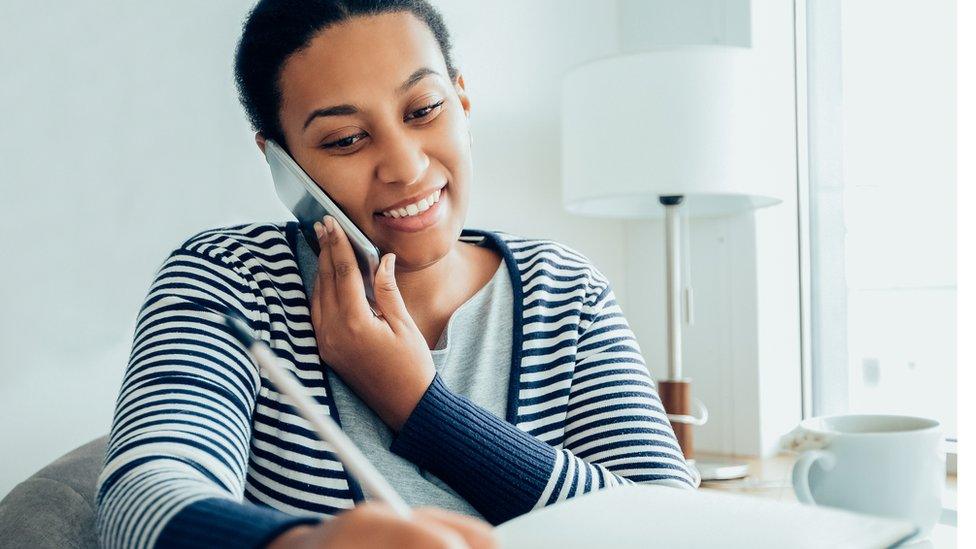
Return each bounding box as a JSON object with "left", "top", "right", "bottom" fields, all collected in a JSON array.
[
  {"left": 322, "top": 133, "right": 365, "bottom": 151},
  {"left": 406, "top": 100, "right": 445, "bottom": 121},
  {"left": 320, "top": 100, "right": 445, "bottom": 152}
]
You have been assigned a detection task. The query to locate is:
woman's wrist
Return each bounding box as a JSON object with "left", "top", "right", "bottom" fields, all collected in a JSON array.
[
  {"left": 264, "top": 503, "right": 497, "bottom": 548},
  {"left": 379, "top": 370, "right": 437, "bottom": 432}
]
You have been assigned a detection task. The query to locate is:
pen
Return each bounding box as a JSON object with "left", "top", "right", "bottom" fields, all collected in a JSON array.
[{"left": 222, "top": 314, "right": 413, "bottom": 518}]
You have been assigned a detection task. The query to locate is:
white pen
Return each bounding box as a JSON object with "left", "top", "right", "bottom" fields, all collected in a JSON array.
[{"left": 222, "top": 315, "right": 413, "bottom": 518}]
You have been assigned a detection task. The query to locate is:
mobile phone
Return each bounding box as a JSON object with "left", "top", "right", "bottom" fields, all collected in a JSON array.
[{"left": 264, "top": 139, "right": 382, "bottom": 307}]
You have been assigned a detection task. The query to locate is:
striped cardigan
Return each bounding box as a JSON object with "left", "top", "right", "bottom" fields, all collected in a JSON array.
[{"left": 95, "top": 221, "right": 700, "bottom": 548}]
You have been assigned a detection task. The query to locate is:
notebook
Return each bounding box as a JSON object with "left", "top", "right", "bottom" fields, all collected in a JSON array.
[{"left": 495, "top": 485, "right": 919, "bottom": 548}]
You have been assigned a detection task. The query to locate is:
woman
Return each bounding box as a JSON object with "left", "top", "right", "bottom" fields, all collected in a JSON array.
[{"left": 95, "top": 1, "right": 700, "bottom": 547}]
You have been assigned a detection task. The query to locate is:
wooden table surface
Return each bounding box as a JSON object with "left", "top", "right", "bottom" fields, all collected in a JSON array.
[{"left": 694, "top": 452, "right": 958, "bottom": 548}]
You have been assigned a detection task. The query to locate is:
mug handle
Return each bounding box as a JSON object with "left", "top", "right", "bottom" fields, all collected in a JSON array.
[{"left": 791, "top": 449, "right": 837, "bottom": 504}]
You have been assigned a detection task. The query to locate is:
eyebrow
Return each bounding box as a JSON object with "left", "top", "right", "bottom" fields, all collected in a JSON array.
[{"left": 301, "top": 67, "right": 442, "bottom": 131}]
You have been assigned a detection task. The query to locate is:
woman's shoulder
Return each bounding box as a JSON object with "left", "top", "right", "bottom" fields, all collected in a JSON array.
[
  {"left": 158, "top": 222, "right": 292, "bottom": 286},
  {"left": 173, "top": 221, "right": 290, "bottom": 260},
  {"left": 480, "top": 229, "right": 613, "bottom": 295}
]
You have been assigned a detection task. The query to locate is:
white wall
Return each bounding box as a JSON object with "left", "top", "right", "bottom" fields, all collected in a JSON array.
[{"left": 0, "top": 0, "right": 625, "bottom": 497}]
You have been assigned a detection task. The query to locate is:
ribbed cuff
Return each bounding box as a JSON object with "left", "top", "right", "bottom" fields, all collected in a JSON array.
[
  {"left": 390, "top": 374, "right": 557, "bottom": 525},
  {"left": 156, "top": 497, "right": 321, "bottom": 548}
]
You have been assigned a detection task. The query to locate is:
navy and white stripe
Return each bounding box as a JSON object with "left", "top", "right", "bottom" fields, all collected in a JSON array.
[{"left": 95, "top": 222, "right": 699, "bottom": 548}]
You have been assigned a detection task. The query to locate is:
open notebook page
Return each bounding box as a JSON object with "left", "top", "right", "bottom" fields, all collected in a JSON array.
[{"left": 495, "top": 484, "right": 919, "bottom": 548}]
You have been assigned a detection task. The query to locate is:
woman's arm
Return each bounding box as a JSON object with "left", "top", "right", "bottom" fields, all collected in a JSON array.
[
  {"left": 95, "top": 243, "right": 319, "bottom": 548},
  {"left": 389, "top": 277, "right": 699, "bottom": 526},
  {"left": 541, "top": 283, "right": 701, "bottom": 497}
]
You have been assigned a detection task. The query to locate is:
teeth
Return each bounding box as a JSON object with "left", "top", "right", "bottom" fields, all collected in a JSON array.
[{"left": 382, "top": 189, "right": 441, "bottom": 218}]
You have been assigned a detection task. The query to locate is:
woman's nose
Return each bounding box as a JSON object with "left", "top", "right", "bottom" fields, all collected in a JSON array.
[{"left": 374, "top": 131, "right": 430, "bottom": 186}]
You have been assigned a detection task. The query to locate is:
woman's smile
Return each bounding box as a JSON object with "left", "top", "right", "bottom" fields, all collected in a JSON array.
[{"left": 373, "top": 183, "right": 448, "bottom": 233}]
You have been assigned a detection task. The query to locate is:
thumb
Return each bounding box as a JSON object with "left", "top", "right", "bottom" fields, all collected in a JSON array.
[{"left": 374, "top": 254, "right": 410, "bottom": 328}]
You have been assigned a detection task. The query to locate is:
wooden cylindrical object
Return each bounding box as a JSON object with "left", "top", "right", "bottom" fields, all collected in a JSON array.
[{"left": 657, "top": 379, "right": 693, "bottom": 459}]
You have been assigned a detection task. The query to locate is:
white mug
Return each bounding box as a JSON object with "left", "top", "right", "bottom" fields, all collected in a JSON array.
[{"left": 790, "top": 414, "right": 945, "bottom": 542}]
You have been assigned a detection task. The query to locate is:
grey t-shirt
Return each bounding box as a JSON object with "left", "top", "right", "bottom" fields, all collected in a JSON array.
[{"left": 294, "top": 233, "right": 513, "bottom": 518}]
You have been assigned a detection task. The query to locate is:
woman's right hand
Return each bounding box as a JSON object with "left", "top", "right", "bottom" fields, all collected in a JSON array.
[
  {"left": 309, "top": 216, "right": 437, "bottom": 432},
  {"left": 266, "top": 502, "right": 497, "bottom": 549}
]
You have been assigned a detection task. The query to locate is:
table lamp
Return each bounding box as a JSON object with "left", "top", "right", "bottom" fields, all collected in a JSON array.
[{"left": 560, "top": 45, "right": 783, "bottom": 480}]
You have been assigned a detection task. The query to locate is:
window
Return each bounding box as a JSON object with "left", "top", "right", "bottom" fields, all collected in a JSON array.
[{"left": 804, "top": 0, "right": 956, "bottom": 441}]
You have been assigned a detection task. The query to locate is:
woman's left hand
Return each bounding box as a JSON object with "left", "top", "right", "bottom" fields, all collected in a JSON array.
[{"left": 309, "top": 215, "right": 436, "bottom": 431}]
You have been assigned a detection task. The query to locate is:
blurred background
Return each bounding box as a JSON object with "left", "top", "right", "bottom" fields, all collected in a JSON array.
[{"left": 0, "top": 0, "right": 959, "bottom": 498}]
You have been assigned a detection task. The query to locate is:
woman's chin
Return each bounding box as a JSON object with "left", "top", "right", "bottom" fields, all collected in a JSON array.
[{"left": 390, "top": 235, "right": 456, "bottom": 266}]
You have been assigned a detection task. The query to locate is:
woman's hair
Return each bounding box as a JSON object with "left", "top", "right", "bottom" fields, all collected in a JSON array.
[{"left": 233, "top": 0, "right": 459, "bottom": 149}]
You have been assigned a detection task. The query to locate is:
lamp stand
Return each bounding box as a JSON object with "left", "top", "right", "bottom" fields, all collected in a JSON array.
[
  {"left": 655, "top": 196, "right": 749, "bottom": 482},
  {"left": 656, "top": 196, "right": 693, "bottom": 457}
]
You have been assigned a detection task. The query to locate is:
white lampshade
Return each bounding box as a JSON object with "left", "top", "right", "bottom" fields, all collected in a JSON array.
[{"left": 561, "top": 45, "right": 783, "bottom": 219}]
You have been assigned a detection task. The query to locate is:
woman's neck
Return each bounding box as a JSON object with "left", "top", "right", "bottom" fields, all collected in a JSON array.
[
  {"left": 394, "top": 240, "right": 501, "bottom": 349},
  {"left": 395, "top": 240, "right": 476, "bottom": 316}
]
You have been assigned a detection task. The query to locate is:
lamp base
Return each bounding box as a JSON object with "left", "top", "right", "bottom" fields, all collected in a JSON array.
[
  {"left": 688, "top": 458, "right": 750, "bottom": 481},
  {"left": 658, "top": 379, "right": 693, "bottom": 458}
]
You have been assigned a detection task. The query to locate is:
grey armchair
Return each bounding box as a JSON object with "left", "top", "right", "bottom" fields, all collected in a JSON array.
[{"left": 0, "top": 436, "right": 107, "bottom": 548}]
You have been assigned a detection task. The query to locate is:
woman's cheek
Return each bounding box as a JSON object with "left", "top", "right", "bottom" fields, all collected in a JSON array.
[{"left": 308, "top": 169, "right": 373, "bottom": 228}]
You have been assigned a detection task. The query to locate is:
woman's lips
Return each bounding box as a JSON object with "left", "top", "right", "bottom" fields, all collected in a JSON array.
[{"left": 372, "top": 186, "right": 447, "bottom": 233}]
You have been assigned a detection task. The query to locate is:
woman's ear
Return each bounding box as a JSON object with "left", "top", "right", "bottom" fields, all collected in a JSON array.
[
  {"left": 255, "top": 132, "right": 267, "bottom": 154},
  {"left": 453, "top": 73, "right": 471, "bottom": 120},
  {"left": 453, "top": 74, "right": 472, "bottom": 146}
]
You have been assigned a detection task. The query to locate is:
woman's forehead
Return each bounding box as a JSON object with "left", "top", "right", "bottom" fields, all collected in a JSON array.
[{"left": 278, "top": 12, "right": 450, "bottom": 117}]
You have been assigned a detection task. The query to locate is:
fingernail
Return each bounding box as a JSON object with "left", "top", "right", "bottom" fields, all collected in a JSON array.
[
  {"left": 313, "top": 222, "right": 324, "bottom": 238},
  {"left": 324, "top": 216, "right": 335, "bottom": 234},
  {"left": 387, "top": 254, "right": 396, "bottom": 275}
]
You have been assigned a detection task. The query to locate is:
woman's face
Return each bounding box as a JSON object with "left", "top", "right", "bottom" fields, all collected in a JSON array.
[{"left": 271, "top": 11, "right": 472, "bottom": 271}]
